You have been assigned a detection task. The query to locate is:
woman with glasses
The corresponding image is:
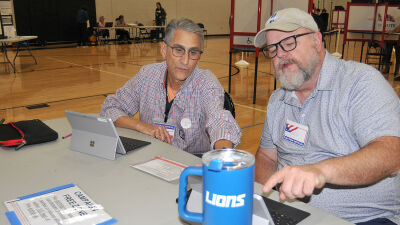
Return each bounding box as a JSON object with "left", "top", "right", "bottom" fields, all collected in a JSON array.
[{"left": 100, "top": 18, "right": 241, "bottom": 155}]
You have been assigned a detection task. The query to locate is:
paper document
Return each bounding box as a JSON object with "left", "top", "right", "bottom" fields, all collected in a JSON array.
[
  {"left": 131, "top": 156, "right": 187, "bottom": 182},
  {"left": 4, "top": 184, "right": 117, "bottom": 225}
]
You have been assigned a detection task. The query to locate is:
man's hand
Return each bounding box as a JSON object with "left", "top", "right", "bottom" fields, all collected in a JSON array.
[
  {"left": 140, "top": 123, "right": 171, "bottom": 144},
  {"left": 263, "top": 165, "right": 326, "bottom": 200},
  {"left": 114, "top": 116, "right": 172, "bottom": 144}
]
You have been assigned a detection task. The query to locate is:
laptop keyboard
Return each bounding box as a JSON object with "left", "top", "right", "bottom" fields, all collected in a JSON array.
[
  {"left": 119, "top": 136, "right": 150, "bottom": 152},
  {"left": 270, "top": 210, "right": 297, "bottom": 225},
  {"left": 262, "top": 197, "right": 310, "bottom": 225}
]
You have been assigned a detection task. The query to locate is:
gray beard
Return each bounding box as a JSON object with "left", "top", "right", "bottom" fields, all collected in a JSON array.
[{"left": 275, "top": 53, "right": 319, "bottom": 91}]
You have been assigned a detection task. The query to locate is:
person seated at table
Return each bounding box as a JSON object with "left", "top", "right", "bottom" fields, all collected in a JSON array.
[
  {"left": 97, "top": 16, "right": 110, "bottom": 39},
  {"left": 253, "top": 8, "right": 400, "bottom": 225},
  {"left": 100, "top": 18, "right": 241, "bottom": 155},
  {"left": 115, "top": 15, "right": 131, "bottom": 44}
]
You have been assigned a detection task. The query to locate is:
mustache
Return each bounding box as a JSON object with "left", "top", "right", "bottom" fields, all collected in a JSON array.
[{"left": 277, "top": 59, "right": 298, "bottom": 70}]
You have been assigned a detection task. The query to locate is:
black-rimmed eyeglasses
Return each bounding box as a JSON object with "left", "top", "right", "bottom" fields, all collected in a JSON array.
[
  {"left": 165, "top": 42, "right": 203, "bottom": 60},
  {"left": 262, "top": 32, "right": 314, "bottom": 59}
]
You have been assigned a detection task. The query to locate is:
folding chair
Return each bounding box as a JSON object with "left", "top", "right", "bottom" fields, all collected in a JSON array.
[
  {"left": 365, "top": 42, "right": 386, "bottom": 72},
  {"left": 138, "top": 23, "right": 151, "bottom": 42}
]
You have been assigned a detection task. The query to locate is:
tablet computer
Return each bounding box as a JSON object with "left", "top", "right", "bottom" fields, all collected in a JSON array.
[{"left": 65, "top": 111, "right": 150, "bottom": 160}]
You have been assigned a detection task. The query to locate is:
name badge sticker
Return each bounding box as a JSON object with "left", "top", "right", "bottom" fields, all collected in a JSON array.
[
  {"left": 154, "top": 122, "right": 176, "bottom": 140},
  {"left": 283, "top": 120, "right": 309, "bottom": 147}
]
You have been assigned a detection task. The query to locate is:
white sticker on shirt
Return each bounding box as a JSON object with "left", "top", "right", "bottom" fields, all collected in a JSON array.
[
  {"left": 180, "top": 118, "right": 191, "bottom": 129},
  {"left": 154, "top": 122, "right": 175, "bottom": 140},
  {"left": 283, "top": 120, "right": 309, "bottom": 147}
]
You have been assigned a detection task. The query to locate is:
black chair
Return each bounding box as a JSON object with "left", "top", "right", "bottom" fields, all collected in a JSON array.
[
  {"left": 365, "top": 42, "right": 386, "bottom": 71},
  {"left": 137, "top": 23, "right": 151, "bottom": 42},
  {"left": 224, "top": 91, "right": 235, "bottom": 118},
  {"left": 197, "top": 23, "right": 207, "bottom": 36},
  {"left": 95, "top": 26, "right": 110, "bottom": 45}
]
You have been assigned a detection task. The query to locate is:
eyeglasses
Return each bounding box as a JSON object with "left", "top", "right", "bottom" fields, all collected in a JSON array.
[
  {"left": 165, "top": 42, "right": 203, "bottom": 60},
  {"left": 262, "top": 32, "right": 314, "bottom": 59}
]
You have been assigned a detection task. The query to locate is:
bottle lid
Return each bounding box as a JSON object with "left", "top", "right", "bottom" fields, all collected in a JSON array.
[{"left": 202, "top": 149, "right": 255, "bottom": 171}]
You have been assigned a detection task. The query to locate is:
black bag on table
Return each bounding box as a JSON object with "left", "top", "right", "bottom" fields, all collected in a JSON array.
[{"left": 0, "top": 119, "right": 58, "bottom": 149}]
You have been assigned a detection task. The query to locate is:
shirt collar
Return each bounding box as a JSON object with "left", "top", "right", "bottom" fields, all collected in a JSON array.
[
  {"left": 160, "top": 61, "right": 199, "bottom": 108},
  {"left": 161, "top": 61, "right": 199, "bottom": 90},
  {"left": 160, "top": 61, "right": 168, "bottom": 90},
  {"left": 316, "top": 50, "right": 337, "bottom": 91}
]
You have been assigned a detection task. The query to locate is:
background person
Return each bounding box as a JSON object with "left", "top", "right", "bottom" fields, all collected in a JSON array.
[
  {"left": 97, "top": 16, "right": 110, "bottom": 39},
  {"left": 115, "top": 15, "right": 131, "bottom": 44},
  {"left": 155, "top": 2, "right": 167, "bottom": 40},
  {"left": 383, "top": 24, "right": 400, "bottom": 80},
  {"left": 76, "top": 5, "right": 89, "bottom": 46},
  {"left": 319, "top": 9, "right": 329, "bottom": 33},
  {"left": 253, "top": 8, "right": 400, "bottom": 225},
  {"left": 100, "top": 18, "right": 241, "bottom": 155},
  {"left": 311, "top": 8, "right": 322, "bottom": 31}
]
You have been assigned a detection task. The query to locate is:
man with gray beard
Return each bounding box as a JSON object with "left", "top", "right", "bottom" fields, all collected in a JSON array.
[{"left": 253, "top": 8, "right": 400, "bottom": 225}]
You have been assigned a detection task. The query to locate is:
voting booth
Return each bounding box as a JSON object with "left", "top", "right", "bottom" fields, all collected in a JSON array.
[
  {"left": 331, "top": 10, "right": 346, "bottom": 29},
  {"left": 228, "top": 0, "right": 311, "bottom": 104},
  {"left": 228, "top": 0, "right": 265, "bottom": 104},
  {"left": 0, "top": 1, "right": 15, "bottom": 38},
  {"left": 343, "top": 2, "right": 400, "bottom": 66}
]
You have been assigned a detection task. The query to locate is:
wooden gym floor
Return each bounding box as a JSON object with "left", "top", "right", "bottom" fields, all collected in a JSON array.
[{"left": 0, "top": 35, "right": 399, "bottom": 155}]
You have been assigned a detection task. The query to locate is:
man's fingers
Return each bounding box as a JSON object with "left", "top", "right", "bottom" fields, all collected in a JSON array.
[
  {"left": 150, "top": 129, "right": 157, "bottom": 138},
  {"left": 166, "top": 136, "right": 171, "bottom": 144},
  {"left": 303, "top": 178, "right": 314, "bottom": 196},
  {"left": 153, "top": 131, "right": 159, "bottom": 139},
  {"left": 154, "top": 126, "right": 165, "bottom": 140},
  {"left": 291, "top": 176, "right": 305, "bottom": 199},
  {"left": 279, "top": 190, "right": 287, "bottom": 201},
  {"left": 279, "top": 170, "right": 298, "bottom": 199},
  {"left": 153, "top": 126, "right": 172, "bottom": 144},
  {"left": 263, "top": 171, "right": 285, "bottom": 193},
  {"left": 161, "top": 128, "right": 171, "bottom": 144},
  {"left": 263, "top": 165, "right": 326, "bottom": 201}
]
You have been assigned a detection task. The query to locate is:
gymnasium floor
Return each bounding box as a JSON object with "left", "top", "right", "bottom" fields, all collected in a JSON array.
[{"left": 0, "top": 36, "right": 399, "bottom": 155}]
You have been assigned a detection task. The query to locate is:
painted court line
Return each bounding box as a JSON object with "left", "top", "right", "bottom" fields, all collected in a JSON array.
[
  {"left": 47, "top": 57, "right": 132, "bottom": 79},
  {"left": 241, "top": 123, "right": 264, "bottom": 130},
  {"left": 234, "top": 103, "right": 266, "bottom": 113},
  {"left": 234, "top": 104, "right": 266, "bottom": 130}
]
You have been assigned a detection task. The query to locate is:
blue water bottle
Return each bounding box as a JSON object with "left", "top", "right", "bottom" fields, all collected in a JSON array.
[{"left": 178, "top": 149, "right": 255, "bottom": 225}]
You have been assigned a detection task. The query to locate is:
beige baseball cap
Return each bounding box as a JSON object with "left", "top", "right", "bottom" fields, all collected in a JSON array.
[{"left": 254, "top": 8, "right": 318, "bottom": 47}]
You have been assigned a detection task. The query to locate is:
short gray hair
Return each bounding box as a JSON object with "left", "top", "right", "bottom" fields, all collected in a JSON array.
[{"left": 164, "top": 18, "right": 204, "bottom": 48}]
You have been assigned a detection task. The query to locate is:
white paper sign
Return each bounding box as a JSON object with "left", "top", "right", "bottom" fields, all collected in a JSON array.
[
  {"left": 131, "top": 156, "right": 187, "bottom": 182},
  {"left": 4, "top": 185, "right": 115, "bottom": 225}
]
